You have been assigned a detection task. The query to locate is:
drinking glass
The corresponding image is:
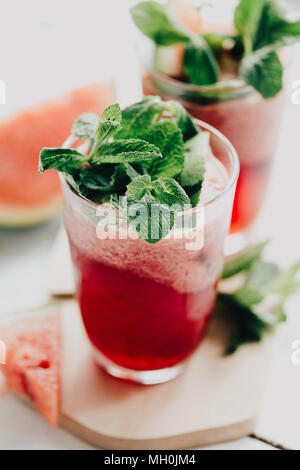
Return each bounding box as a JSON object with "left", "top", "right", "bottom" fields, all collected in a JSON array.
[
  {"left": 142, "top": 53, "right": 285, "bottom": 253},
  {"left": 62, "top": 120, "right": 239, "bottom": 384}
]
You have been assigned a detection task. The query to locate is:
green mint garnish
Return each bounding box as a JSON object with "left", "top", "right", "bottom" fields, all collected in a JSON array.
[
  {"left": 165, "top": 100, "right": 199, "bottom": 142},
  {"left": 130, "top": 1, "right": 190, "bottom": 46},
  {"left": 219, "top": 241, "right": 300, "bottom": 354},
  {"left": 38, "top": 148, "right": 88, "bottom": 174},
  {"left": 222, "top": 240, "right": 269, "bottom": 278},
  {"left": 71, "top": 113, "right": 99, "bottom": 140},
  {"left": 270, "top": 262, "right": 300, "bottom": 297},
  {"left": 234, "top": 260, "right": 279, "bottom": 307},
  {"left": 116, "top": 96, "right": 166, "bottom": 139},
  {"left": 127, "top": 174, "right": 153, "bottom": 200},
  {"left": 180, "top": 132, "right": 208, "bottom": 187},
  {"left": 126, "top": 196, "right": 175, "bottom": 244},
  {"left": 234, "top": 0, "right": 265, "bottom": 56},
  {"left": 39, "top": 98, "right": 208, "bottom": 244},
  {"left": 183, "top": 37, "right": 219, "bottom": 86},
  {"left": 131, "top": 0, "right": 300, "bottom": 98},
  {"left": 91, "top": 139, "right": 162, "bottom": 164},
  {"left": 240, "top": 48, "right": 283, "bottom": 98},
  {"left": 179, "top": 132, "right": 208, "bottom": 207},
  {"left": 151, "top": 177, "right": 190, "bottom": 209},
  {"left": 141, "top": 120, "right": 184, "bottom": 178},
  {"left": 254, "top": 1, "right": 300, "bottom": 50},
  {"left": 127, "top": 174, "right": 189, "bottom": 208},
  {"left": 94, "top": 103, "right": 122, "bottom": 144},
  {"left": 131, "top": 1, "right": 219, "bottom": 85}
]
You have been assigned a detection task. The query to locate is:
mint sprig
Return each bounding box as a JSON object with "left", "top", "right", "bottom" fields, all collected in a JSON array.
[
  {"left": 94, "top": 103, "right": 122, "bottom": 144},
  {"left": 222, "top": 240, "right": 268, "bottom": 278},
  {"left": 183, "top": 37, "right": 220, "bottom": 86},
  {"left": 141, "top": 120, "right": 184, "bottom": 178},
  {"left": 130, "top": 1, "right": 190, "bottom": 46},
  {"left": 91, "top": 139, "right": 162, "bottom": 164},
  {"left": 116, "top": 96, "right": 166, "bottom": 139},
  {"left": 131, "top": 0, "right": 300, "bottom": 98},
  {"left": 254, "top": 1, "right": 300, "bottom": 49},
  {"left": 219, "top": 241, "right": 300, "bottom": 354},
  {"left": 131, "top": 1, "right": 219, "bottom": 86},
  {"left": 39, "top": 97, "right": 209, "bottom": 244},
  {"left": 71, "top": 113, "right": 99, "bottom": 140},
  {"left": 241, "top": 48, "right": 283, "bottom": 98},
  {"left": 38, "top": 148, "right": 89, "bottom": 173},
  {"left": 234, "top": 0, "right": 265, "bottom": 55}
]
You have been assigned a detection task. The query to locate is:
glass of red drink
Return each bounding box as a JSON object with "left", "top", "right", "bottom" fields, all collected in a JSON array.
[
  {"left": 62, "top": 120, "right": 239, "bottom": 384},
  {"left": 142, "top": 69, "right": 284, "bottom": 252}
]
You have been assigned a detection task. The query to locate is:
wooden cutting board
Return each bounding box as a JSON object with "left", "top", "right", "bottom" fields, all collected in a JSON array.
[
  {"left": 43, "top": 227, "right": 276, "bottom": 448},
  {"left": 57, "top": 301, "right": 275, "bottom": 449}
]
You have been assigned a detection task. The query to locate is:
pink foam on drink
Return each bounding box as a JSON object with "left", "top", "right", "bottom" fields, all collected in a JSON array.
[{"left": 64, "top": 153, "right": 229, "bottom": 294}]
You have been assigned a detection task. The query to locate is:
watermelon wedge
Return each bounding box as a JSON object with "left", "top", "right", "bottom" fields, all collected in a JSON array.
[
  {"left": 0, "top": 81, "right": 115, "bottom": 227},
  {"left": 0, "top": 307, "right": 61, "bottom": 426}
]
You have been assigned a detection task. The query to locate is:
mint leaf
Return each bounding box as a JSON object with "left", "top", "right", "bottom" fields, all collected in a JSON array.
[
  {"left": 94, "top": 104, "right": 122, "bottom": 144},
  {"left": 271, "top": 262, "right": 300, "bottom": 298},
  {"left": 185, "top": 181, "right": 203, "bottom": 208},
  {"left": 165, "top": 100, "right": 199, "bottom": 141},
  {"left": 79, "top": 166, "right": 114, "bottom": 192},
  {"left": 254, "top": 1, "right": 300, "bottom": 49},
  {"left": 39, "top": 97, "right": 212, "bottom": 244},
  {"left": 222, "top": 240, "right": 268, "bottom": 279},
  {"left": 64, "top": 173, "right": 81, "bottom": 193},
  {"left": 234, "top": 260, "right": 279, "bottom": 307},
  {"left": 100, "top": 103, "right": 122, "bottom": 123},
  {"left": 71, "top": 113, "right": 99, "bottom": 140},
  {"left": 127, "top": 175, "right": 152, "bottom": 200},
  {"left": 183, "top": 38, "right": 219, "bottom": 86},
  {"left": 142, "top": 120, "right": 184, "bottom": 178},
  {"left": 91, "top": 139, "right": 162, "bottom": 164},
  {"left": 219, "top": 237, "right": 300, "bottom": 354},
  {"left": 218, "top": 294, "right": 268, "bottom": 355},
  {"left": 38, "top": 148, "right": 88, "bottom": 173},
  {"left": 123, "top": 195, "right": 175, "bottom": 244},
  {"left": 130, "top": 1, "right": 190, "bottom": 46},
  {"left": 241, "top": 49, "right": 283, "bottom": 98},
  {"left": 79, "top": 164, "right": 131, "bottom": 201},
  {"left": 116, "top": 96, "right": 166, "bottom": 140},
  {"left": 234, "top": 287, "right": 264, "bottom": 307},
  {"left": 152, "top": 177, "right": 190, "bottom": 209},
  {"left": 127, "top": 175, "right": 190, "bottom": 209},
  {"left": 123, "top": 163, "right": 141, "bottom": 181},
  {"left": 234, "top": 0, "right": 265, "bottom": 55},
  {"left": 178, "top": 132, "right": 208, "bottom": 207},
  {"left": 180, "top": 132, "right": 208, "bottom": 187},
  {"left": 243, "top": 260, "right": 279, "bottom": 292}
]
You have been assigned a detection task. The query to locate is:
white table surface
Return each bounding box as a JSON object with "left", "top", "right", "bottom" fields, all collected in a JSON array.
[{"left": 0, "top": 5, "right": 300, "bottom": 450}]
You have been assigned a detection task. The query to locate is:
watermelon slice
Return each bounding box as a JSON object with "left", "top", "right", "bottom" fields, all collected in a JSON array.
[
  {"left": 0, "top": 81, "right": 115, "bottom": 227},
  {"left": 0, "top": 307, "right": 61, "bottom": 426}
]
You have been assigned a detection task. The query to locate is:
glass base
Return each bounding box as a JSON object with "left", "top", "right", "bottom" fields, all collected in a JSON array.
[
  {"left": 93, "top": 348, "right": 184, "bottom": 385},
  {"left": 224, "top": 230, "right": 250, "bottom": 257}
]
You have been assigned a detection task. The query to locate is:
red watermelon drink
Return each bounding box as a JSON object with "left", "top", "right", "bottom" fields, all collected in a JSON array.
[
  {"left": 39, "top": 97, "right": 239, "bottom": 384},
  {"left": 131, "top": 0, "right": 299, "bottom": 249}
]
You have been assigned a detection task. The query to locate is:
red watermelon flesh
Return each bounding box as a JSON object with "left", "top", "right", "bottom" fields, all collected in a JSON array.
[
  {"left": 0, "top": 311, "right": 61, "bottom": 426},
  {"left": 0, "top": 81, "right": 115, "bottom": 226}
]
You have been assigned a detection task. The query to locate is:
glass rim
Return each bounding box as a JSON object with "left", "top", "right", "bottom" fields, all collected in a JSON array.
[
  {"left": 61, "top": 117, "right": 239, "bottom": 212},
  {"left": 145, "top": 65, "right": 253, "bottom": 96}
]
